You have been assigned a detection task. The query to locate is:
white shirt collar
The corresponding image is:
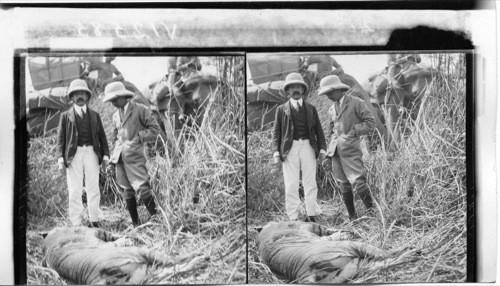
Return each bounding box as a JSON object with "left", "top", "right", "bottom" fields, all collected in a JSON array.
[
  {"left": 289, "top": 98, "right": 303, "bottom": 109},
  {"left": 74, "top": 104, "right": 87, "bottom": 116},
  {"left": 122, "top": 102, "right": 130, "bottom": 113},
  {"left": 338, "top": 95, "right": 345, "bottom": 107}
]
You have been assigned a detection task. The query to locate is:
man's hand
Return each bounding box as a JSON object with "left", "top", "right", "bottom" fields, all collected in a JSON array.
[
  {"left": 319, "top": 152, "right": 326, "bottom": 162},
  {"left": 106, "top": 164, "right": 116, "bottom": 178},
  {"left": 102, "top": 160, "right": 109, "bottom": 173},
  {"left": 273, "top": 155, "right": 282, "bottom": 168},
  {"left": 58, "top": 162, "right": 66, "bottom": 175}
]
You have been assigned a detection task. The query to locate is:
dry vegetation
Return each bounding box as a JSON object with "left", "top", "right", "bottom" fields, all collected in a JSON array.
[
  {"left": 248, "top": 54, "right": 467, "bottom": 283},
  {"left": 26, "top": 57, "right": 246, "bottom": 284}
]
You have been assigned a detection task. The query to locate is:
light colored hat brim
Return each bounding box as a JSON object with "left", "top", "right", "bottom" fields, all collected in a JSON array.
[
  {"left": 67, "top": 87, "right": 92, "bottom": 98},
  {"left": 283, "top": 80, "right": 308, "bottom": 92},
  {"left": 318, "top": 83, "right": 350, "bottom": 95},
  {"left": 102, "top": 90, "right": 135, "bottom": 102}
]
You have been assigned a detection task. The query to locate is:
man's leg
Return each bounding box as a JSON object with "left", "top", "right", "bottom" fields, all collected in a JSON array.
[
  {"left": 282, "top": 141, "right": 301, "bottom": 220},
  {"left": 341, "top": 155, "right": 374, "bottom": 211},
  {"left": 82, "top": 146, "right": 101, "bottom": 226},
  {"left": 116, "top": 160, "right": 140, "bottom": 226},
  {"left": 300, "top": 140, "right": 320, "bottom": 219},
  {"left": 142, "top": 193, "right": 157, "bottom": 217},
  {"left": 66, "top": 148, "right": 85, "bottom": 226},
  {"left": 331, "top": 152, "right": 357, "bottom": 220},
  {"left": 123, "top": 160, "right": 157, "bottom": 217}
]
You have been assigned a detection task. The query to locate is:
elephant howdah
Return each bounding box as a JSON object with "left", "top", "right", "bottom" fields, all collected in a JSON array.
[
  {"left": 27, "top": 86, "right": 72, "bottom": 137},
  {"left": 246, "top": 55, "right": 386, "bottom": 141},
  {"left": 26, "top": 56, "right": 146, "bottom": 137},
  {"left": 256, "top": 221, "right": 417, "bottom": 283},
  {"left": 42, "top": 227, "right": 208, "bottom": 284}
]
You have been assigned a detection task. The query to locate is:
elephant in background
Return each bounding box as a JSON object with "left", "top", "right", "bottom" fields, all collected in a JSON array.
[
  {"left": 246, "top": 69, "right": 318, "bottom": 131},
  {"left": 143, "top": 63, "right": 217, "bottom": 160},
  {"left": 300, "top": 55, "right": 344, "bottom": 91},
  {"left": 301, "top": 55, "right": 344, "bottom": 77},
  {"left": 146, "top": 70, "right": 218, "bottom": 137},
  {"left": 300, "top": 56, "right": 387, "bottom": 148},
  {"left": 364, "top": 54, "right": 436, "bottom": 145},
  {"left": 90, "top": 56, "right": 217, "bottom": 159}
]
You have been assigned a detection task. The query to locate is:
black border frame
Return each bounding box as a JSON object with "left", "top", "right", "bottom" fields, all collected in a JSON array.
[{"left": 1, "top": 1, "right": 482, "bottom": 10}]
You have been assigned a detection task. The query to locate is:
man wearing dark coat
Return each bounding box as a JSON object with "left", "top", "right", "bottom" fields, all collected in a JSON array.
[
  {"left": 272, "top": 72, "right": 327, "bottom": 222},
  {"left": 57, "top": 79, "right": 110, "bottom": 227}
]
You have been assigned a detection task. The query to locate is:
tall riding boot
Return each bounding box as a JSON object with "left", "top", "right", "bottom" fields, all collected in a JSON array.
[
  {"left": 143, "top": 196, "right": 157, "bottom": 216},
  {"left": 125, "top": 198, "right": 141, "bottom": 227},
  {"left": 341, "top": 191, "right": 357, "bottom": 221},
  {"left": 358, "top": 188, "right": 374, "bottom": 210}
]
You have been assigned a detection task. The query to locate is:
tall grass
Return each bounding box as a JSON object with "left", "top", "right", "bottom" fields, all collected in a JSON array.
[
  {"left": 26, "top": 56, "right": 246, "bottom": 284},
  {"left": 247, "top": 54, "right": 466, "bottom": 283}
]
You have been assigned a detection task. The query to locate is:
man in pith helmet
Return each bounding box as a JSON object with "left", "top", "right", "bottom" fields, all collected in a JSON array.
[
  {"left": 103, "top": 81, "right": 162, "bottom": 227},
  {"left": 57, "top": 79, "right": 110, "bottom": 228},
  {"left": 319, "top": 75, "right": 375, "bottom": 221},
  {"left": 272, "top": 72, "right": 327, "bottom": 223}
]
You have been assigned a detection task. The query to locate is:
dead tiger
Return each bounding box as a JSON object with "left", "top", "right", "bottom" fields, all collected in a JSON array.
[
  {"left": 256, "top": 221, "right": 418, "bottom": 283},
  {"left": 42, "top": 227, "right": 208, "bottom": 284}
]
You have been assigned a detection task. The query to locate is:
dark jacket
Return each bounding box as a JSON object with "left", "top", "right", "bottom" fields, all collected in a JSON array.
[
  {"left": 326, "top": 91, "right": 375, "bottom": 158},
  {"left": 272, "top": 100, "right": 327, "bottom": 161},
  {"left": 57, "top": 107, "right": 110, "bottom": 167}
]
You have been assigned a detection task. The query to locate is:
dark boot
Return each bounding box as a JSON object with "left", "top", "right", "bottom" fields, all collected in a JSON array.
[
  {"left": 143, "top": 196, "right": 157, "bottom": 216},
  {"left": 125, "top": 198, "right": 141, "bottom": 227},
  {"left": 341, "top": 191, "right": 357, "bottom": 221},
  {"left": 358, "top": 188, "right": 374, "bottom": 210}
]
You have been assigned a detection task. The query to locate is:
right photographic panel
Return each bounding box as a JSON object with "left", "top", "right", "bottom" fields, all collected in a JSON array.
[{"left": 247, "top": 53, "right": 468, "bottom": 283}]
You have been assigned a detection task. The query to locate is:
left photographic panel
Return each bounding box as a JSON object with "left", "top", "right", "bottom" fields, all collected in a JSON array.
[{"left": 21, "top": 53, "right": 246, "bottom": 284}]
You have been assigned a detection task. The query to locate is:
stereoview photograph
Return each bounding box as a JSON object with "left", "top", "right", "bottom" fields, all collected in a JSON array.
[
  {"left": 24, "top": 55, "right": 246, "bottom": 284},
  {"left": 247, "top": 53, "right": 467, "bottom": 283}
]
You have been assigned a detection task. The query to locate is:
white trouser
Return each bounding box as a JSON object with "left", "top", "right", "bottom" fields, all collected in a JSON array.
[
  {"left": 66, "top": 146, "right": 101, "bottom": 226},
  {"left": 282, "top": 139, "right": 322, "bottom": 220}
]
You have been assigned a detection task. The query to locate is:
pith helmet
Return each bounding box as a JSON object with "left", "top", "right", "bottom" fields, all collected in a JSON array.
[
  {"left": 283, "top": 72, "right": 308, "bottom": 92},
  {"left": 67, "top": 79, "right": 92, "bottom": 99},
  {"left": 102, "top": 82, "right": 135, "bottom": 102},
  {"left": 318, "top": 75, "right": 350, "bottom": 95}
]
